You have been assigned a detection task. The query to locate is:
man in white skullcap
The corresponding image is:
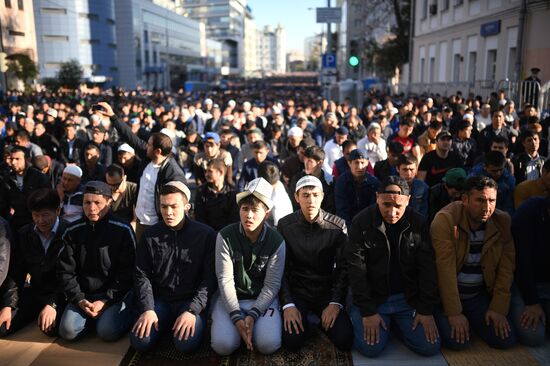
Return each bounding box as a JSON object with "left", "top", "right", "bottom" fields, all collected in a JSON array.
[{"left": 57, "top": 165, "right": 84, "bottom": 223}]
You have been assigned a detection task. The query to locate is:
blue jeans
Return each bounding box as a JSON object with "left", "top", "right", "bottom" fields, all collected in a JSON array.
[
  {"left": 350, "top": 293, "right": 441, "bottom": 358},
  {"left": 435, "top": 291, "right": 517, "bottom": 350},
  {"left": 59, "top": 292, "right": 136, "bottom": 342},
  {"left": 130, "top": 299, "right": 206, "bottom": 353},
  {"left": 510, "top": 282, "right": 550, "bottom": 347}
]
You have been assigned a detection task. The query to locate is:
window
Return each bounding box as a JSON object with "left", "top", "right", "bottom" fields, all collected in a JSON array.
[
  {"left": 453, "top": 54, "right": 461, "bottom": 81},
  {"left": 43, "top": 35, "right": 69, "bottom": 42},
  {"left": 507, "top": 47, "right": 516, "bottom": 79},
  {"left": 429, "top": 1, "right": 438, "bottom": 15},
  {"left": 421, "top": 0, "right": 428, "bottom": 19},
  {"left": 441, "top": 0, "right": 450, "bottom": 11},
  {"left": 41, "top": 7, "right": 66, "bottom": 14},
  {"left": 80, "top": 39, "right": 100, "bottom": 45},
  {"left": 429, "top": 57, "right": 436, "bottom": 83},
  {"left": 17, "top": 0, "right": 22, "bottom": 10},
  {"left": 79, "top": 13, "right": 99, "bottom": 20},
  {"left": 420, "top": 58, "right": 426, "bottom": 82},
  {"left": 486, "top": 49, "right": 497, "bottom": 80},
  {"left": 4, "top": 0, "right": 11, "bottom": 8},
  {"left": 468, "top": 51, "right": 477, "bottom": 82},
  {"left": 8, "top": 30, "right": 25, "bottom": 36},
  {"left": 45, "top": 62, "right": 62, "bottom": 69},
  {"left": 454, "top": 0, "right": 463, "bottom": 6}
]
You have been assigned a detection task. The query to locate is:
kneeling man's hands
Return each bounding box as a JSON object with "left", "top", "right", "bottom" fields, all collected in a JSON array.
[
  {"left": 412, "top": 313, "right": 439, "bottom": 344},
  {"left": 321, "top": 304, "right": 340, "bottom": 331},
  {"left": 362, "top": 313, "right": 387, "bottom": 346},
  {"left": 520, "top": 304, "right": 546, "bottom": 330},
  {"left": 283, "top": 306, "right": 304, "bottom": 334},
  {"left": 173, "top": 311, "right": 196, "bottom": 341},
  {"left": 448, "top": 313, "right": 469, "bottom": 344},
  {"left": 485, "top": 310, "right": 511, "bottom": 340},
  {"left": 132, "top": 310, "right": 159, "bottom": 339},
  {"left": 38, "top": 305, "right": 57, "bottom": 333}
]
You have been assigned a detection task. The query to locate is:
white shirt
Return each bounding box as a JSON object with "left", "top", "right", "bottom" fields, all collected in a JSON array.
[
  {"left": 357, "top": 136, "right": 387, "bottom": 165},
  {"left": 475, "top": 114, "right": 491, "bottom": 131},
  {"left": 135, "top": 162, "right": 161, "bottom": 225},
  {"left": 270, "top": 181, "right": 294, "bottom": 226},
  {"left": 323, "top": 139, "right": 343, "bottom": 173}
]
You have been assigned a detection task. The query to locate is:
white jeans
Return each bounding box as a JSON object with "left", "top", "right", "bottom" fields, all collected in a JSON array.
[{"left": 210, "top": 296, "right": 281, "bottom": 355}]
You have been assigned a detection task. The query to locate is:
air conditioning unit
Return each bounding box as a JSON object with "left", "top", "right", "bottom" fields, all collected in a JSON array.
[{"left": 429, "top": 3, "right": 438, "bottom": 15}]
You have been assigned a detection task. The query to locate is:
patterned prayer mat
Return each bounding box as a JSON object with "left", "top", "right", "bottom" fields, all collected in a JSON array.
[{"left": 119, "top": 327, "right": 353, "bottom": 366}]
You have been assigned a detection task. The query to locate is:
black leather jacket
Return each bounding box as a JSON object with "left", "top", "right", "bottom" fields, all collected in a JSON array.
[
  {"left": 277, "top": 209, "right": 348, "bottom": 305},
  {"left": 346, "top": 205, "right": 438, "bottom": 317}
]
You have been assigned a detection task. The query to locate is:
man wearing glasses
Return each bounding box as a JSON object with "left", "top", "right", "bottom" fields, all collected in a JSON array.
[{"left": 105, "top": 164, "right": 137, "bottom": 225}]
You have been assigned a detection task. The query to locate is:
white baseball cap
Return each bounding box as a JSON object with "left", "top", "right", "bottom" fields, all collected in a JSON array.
[
  {"left": 295, "top": 175, "right": 323, "bottom": 193},
  {"left": 117, "top": 143, "right": 135, "bottom": 155}
]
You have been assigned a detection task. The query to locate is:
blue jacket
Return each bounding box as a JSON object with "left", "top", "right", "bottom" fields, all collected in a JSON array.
[
  {"left": 469, "top": 163, "right": 515, "bottom": 215},
  {"left": 335, "top": 170, "right": 380, "bottom": 225},
  {"left": 409, "top": 179, "right": 429, "bottom": 217}
]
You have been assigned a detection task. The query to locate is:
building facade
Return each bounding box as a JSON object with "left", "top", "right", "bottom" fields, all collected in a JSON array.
[
  {"left": 33, "top": 0, "right": 118, "bottom": 85},
  {"left": 115, "top": 0, "right": 204, "bottom": 90},
  {"left": 243, "top": 5, "right": 257, "bottom": 77},
  {"left": 1, "top": 0, "right": 38, "bottom": 90},
  {"left": 255, "top": 25, "right": 286, "bottom": 76},
  {"left": 411, "top": 0, "right": 550, "bottom": 86},
  {"left": 176, "top": 0, "right": 247, "bottom": 75}
]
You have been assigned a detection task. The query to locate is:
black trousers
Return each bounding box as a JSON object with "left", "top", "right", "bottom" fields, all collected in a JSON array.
[
  {"left": 0, "top": 288, "right": 62, "bottom": 337},
  {"left": 282, "top": 295, "right": 354, "bottom": 352}
]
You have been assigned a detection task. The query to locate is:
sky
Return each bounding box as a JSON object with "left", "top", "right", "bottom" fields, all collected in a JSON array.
[{"left": 246, "top": 0, "right": 325, "bottom": 53}]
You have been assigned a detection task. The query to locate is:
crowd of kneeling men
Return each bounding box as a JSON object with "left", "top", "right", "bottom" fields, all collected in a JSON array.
[{"left": 0, "top": 171, "right": 548, "bottom": 358}]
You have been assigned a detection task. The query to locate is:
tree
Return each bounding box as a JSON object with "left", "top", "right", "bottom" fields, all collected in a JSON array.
[
  {"left": 356, "top": 0, "right": 410, "bottom": 77},
  {"left": 57, "top": 59, "right": 83, "bottom": 89},
  {"left": 6, "top": 53, "right": 38, "bottom": 90}
]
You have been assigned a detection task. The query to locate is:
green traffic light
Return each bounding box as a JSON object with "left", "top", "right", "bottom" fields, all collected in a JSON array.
[{"left": 348, "top": 56, "right": 359, "bottom": 67}]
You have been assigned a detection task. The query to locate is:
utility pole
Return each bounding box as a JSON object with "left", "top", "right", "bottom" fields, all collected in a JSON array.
[{"left": 326, "top": 0, "right": 331, "bottom": 55}]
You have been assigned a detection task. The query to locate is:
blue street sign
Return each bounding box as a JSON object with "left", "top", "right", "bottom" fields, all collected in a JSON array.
[{"left": 322, "top": 53, "right": 337, "bottom": 69}]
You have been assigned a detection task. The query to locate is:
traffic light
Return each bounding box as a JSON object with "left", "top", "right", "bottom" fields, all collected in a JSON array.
[
  {"left": 348, "top": 40, "right": 359, "bottom": 68},
  {"left": 0, "top": 52, "right": 7, "bottom": 73}
]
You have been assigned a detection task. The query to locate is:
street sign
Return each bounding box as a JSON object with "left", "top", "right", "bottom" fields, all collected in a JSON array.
[
  {"left": 322, "top": 53, "right": 337, "bottom": 69},
  {"left": 316, "top": 7, "right": 342, "bottom": 23}
]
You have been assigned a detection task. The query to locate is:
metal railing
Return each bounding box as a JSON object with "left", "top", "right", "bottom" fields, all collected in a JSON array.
[{"left": 390, "top": 79, "right": 549, "bottom": 113}]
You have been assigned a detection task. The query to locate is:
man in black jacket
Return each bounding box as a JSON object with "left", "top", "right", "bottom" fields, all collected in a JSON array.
[
  {"left": 94, "top": 102, "right": 186, "bottom": 241},
  {"left": 0, "top": 216, "right": 13, "bottom": 335},
  {"left": 57, "top": 181, "right": 136, "bottom": 342},
  {"left": 510, "top": 196, "right": 550, "bottom": 347},
  {"left": 0, "top": 146, "right": 50, "bottom": 232},
  {"left": 194, "top": 159, "right": 239, "bottom": 231},
  {"left": 0, "top": 189, "right": 67, "bottom": 337},
  {"left": 278, "top": 175, "right": 353, "bottom": 352},
  {"left": 346, "top": 176, "right": 440, "bottom": 357},
  {"left": 131, "top": 181, "right": 217, "bottom": 353}
]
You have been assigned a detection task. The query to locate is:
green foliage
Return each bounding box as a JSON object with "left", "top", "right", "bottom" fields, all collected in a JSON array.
[
  {"left": 56, "top": 59, "right": 83, "bottom": 89},
  {"left": 5, "top": 53, "right": 38, "bottom": 91}
]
